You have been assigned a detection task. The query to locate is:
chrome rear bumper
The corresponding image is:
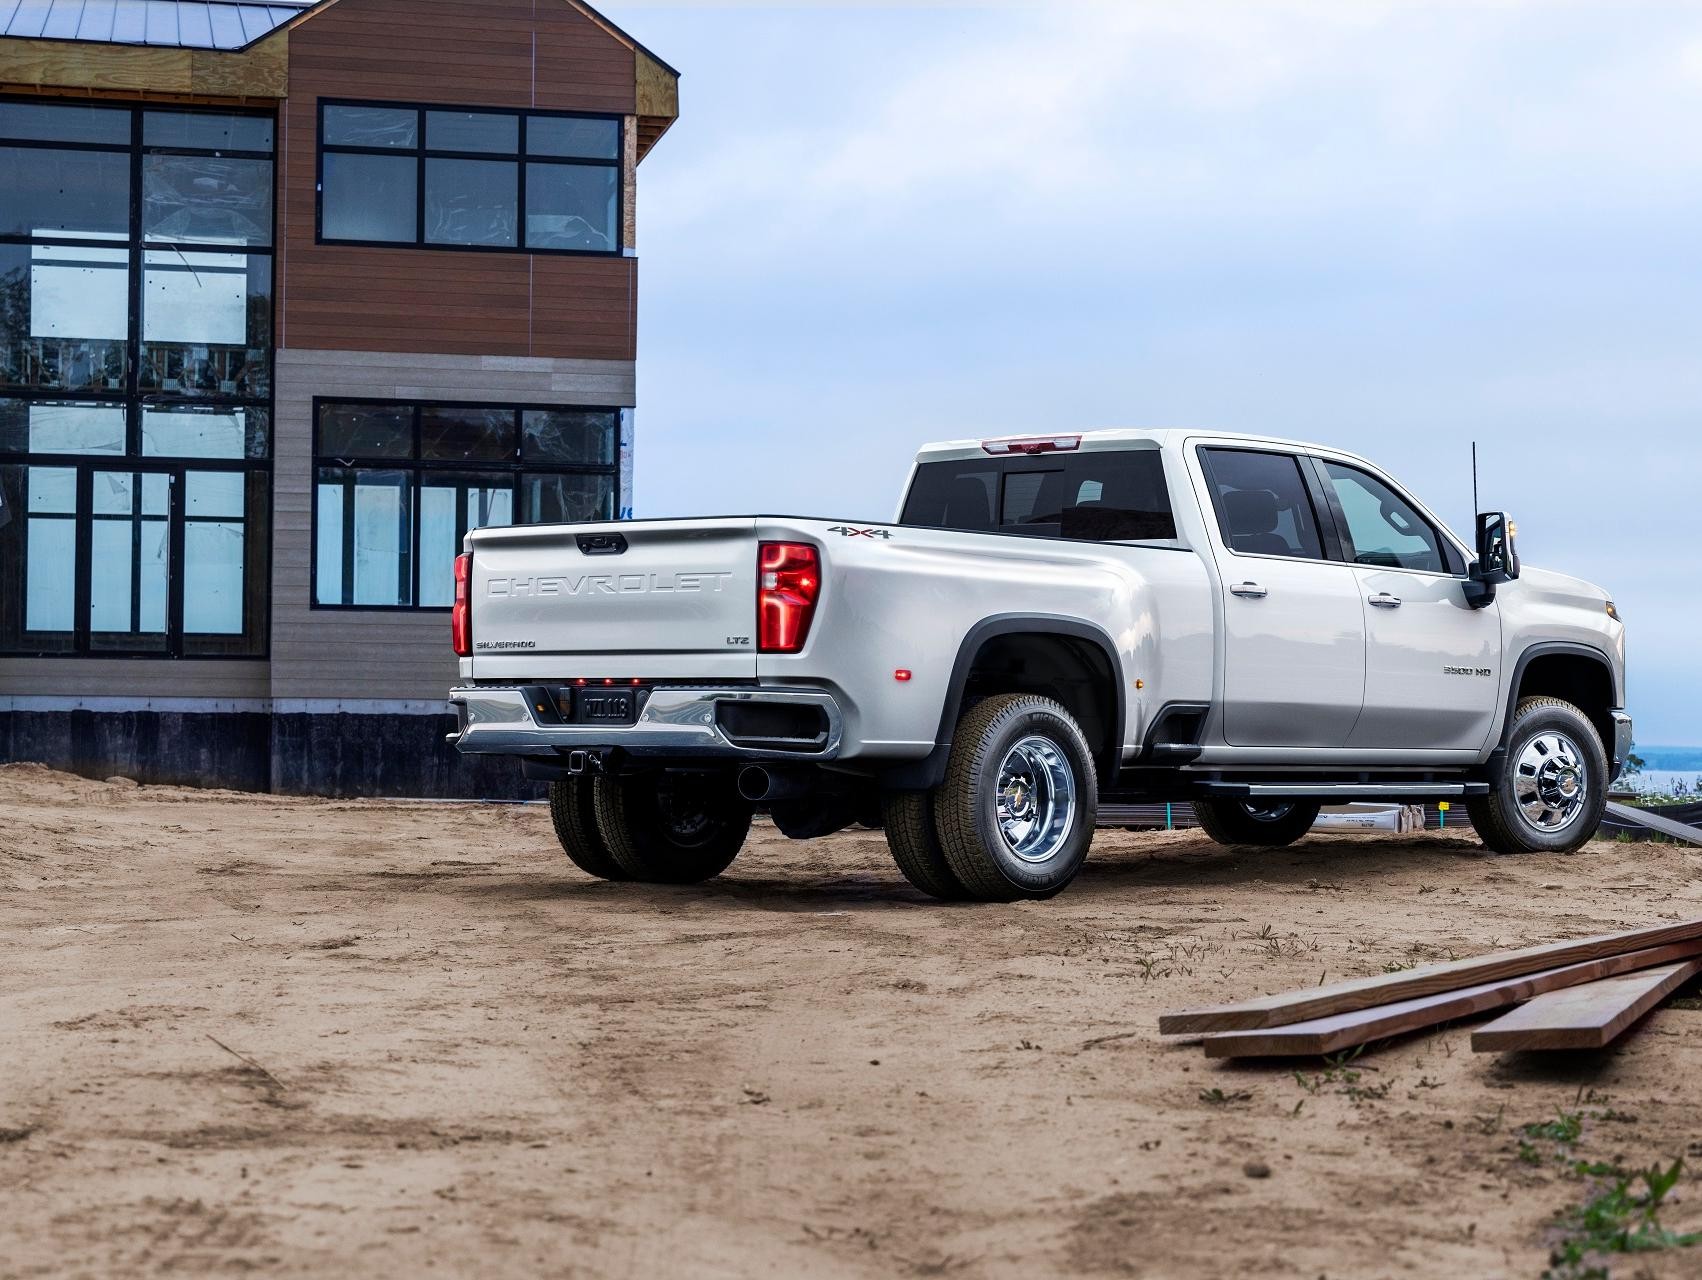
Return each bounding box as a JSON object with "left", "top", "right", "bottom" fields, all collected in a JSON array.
[{"left": 448, "top": 685, "right": 844, "bottom": 760}]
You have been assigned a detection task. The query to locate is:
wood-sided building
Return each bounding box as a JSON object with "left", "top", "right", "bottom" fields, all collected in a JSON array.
[{"left": 0, "top": 0, "right": 678, "bottom": 794}]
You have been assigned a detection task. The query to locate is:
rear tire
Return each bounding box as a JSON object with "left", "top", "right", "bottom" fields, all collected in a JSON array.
[
  {"left": 881, "top": 789, "right": 968, "bottom": 900},
  {"left": 1467, "top": 696, "right": 1606, "bottom": 855},
  {"left": 548, "top": 777, "right": 627, "bottom": 880},
  {"left": 933, "top": 694, "right": 1098, "bottom": 902},
  {"left": 1191, "top": 798, "right": 1321, "bottom": 847},
  {"left": 593, "top": 771, "right": 753, "bottom": 883}
]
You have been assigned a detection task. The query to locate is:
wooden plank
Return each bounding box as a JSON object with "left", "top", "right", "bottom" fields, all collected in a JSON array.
[
  {"left": 1470, "top": 958, "right": 1702, "bottom": 1052},
  {"left": 1159, "top": 916, "right": 1702, "bottom": 1035},
  {"left": 1604, "top": 801, "right": 1702, "bottom": 847},
  {"left": 0, "top": 35, "right": 286, "bottom": 99},
  {"left": 1200, "top": 941, "right": 1702, "bottom": 1058},
  {"left": 189, "top": 36, "right": 287, "bottom": 99},
  {"left": 0, "top": 39, "right": 192, "bottom": 93}
]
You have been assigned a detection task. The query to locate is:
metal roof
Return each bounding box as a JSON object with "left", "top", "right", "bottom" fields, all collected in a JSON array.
[{"left": 0, "top": 0, "right": 318, "bottom": 50}]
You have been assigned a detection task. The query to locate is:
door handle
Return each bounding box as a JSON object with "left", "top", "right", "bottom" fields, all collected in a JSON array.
[
  {"left": 1368, "top": 592, "right": 1402, "bottom": 608},
  {"left": 1229, "top": 582, "right": 1268, "bottom": 599}
]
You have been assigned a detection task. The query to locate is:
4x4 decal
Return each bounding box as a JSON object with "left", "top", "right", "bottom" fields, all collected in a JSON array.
[{"left": 827, "top": 526, "right": 894, "bottom": 539}]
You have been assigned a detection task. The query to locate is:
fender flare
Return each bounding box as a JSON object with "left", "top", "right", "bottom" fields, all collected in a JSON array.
[
  {"left": 1494, "top": 640, "right": 1617, "bottom": 751},
  {"left": 882, "top": 613, "right": 1126, "bottom": 790}
]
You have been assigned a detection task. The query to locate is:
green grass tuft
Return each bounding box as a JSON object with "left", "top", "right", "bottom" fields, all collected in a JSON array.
[{"left": 1543, "top": 1159, "right": 1701, "bottom": 1280}]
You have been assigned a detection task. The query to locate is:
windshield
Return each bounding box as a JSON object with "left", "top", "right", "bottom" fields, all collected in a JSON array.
[{"left": 899, "top": 449, "right": 1177, "bottom": 542}]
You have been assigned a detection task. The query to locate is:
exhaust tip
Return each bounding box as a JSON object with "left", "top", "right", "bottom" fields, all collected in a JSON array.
[{"left": 737, "top": 766, "right": 773, "bottom": 803}]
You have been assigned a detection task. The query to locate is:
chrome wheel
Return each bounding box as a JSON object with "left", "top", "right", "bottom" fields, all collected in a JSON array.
[
  {"left": 1242, "top": 800, "right": 1296, "bottom": 822},
  {"left": 995, "top": 735, "right": 1077, "bottom": 864},
  {"left": 1514, "top": 732, "right": 1589, "bottom": 833}
]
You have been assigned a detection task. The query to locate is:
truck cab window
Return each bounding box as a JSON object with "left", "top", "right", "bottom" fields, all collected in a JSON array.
[
  {"left": 1321, "top": 461, "right": 1447, "bottom": 573},
  {"left": 900, "top": 449, "right": 1176, "bottom": 542},
  {"left": 1199, "top": 448, "right": 1324, "bottom": 560}
]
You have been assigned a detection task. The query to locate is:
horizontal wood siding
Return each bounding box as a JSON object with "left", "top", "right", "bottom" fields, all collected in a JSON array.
[
  {"left": 0, "top": 659, "right": 270, "bottom": 699},
  {"left": 279, "top": 0, "right": 639, "bottom": 359},
  {"left": 268, "top": 347, "right": 634, "bottom": 701}
]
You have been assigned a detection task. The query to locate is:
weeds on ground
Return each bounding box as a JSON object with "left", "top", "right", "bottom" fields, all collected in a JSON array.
[
  {"left": 1198, "top": 1087, "right": 1253, "bottom": 1106},
  {"left": 1518, "top": 1110, "right": 1639, "bottom": 1174},
  {"left": 1259, "top": 934, "right": 1320, "bottom": 960},
  {"left": 1291, "top": 1046, "right": 1390, "bottom": 1105},
  {"left": 1543, "top": 1159, "right": 1701, "bottom": 1280},
  {"left": 1521, "top": 1112, "right": 1587, "bottom": 1164},
  {"left": 1124, "top": 934, "right": 1216, "bottom": 981},
  {"left": 1473, "top": 1103, "right": 1506, "bottom": 1135},
  {"left": 1235, "top": 922, "right": 1321, "bottom": 961}
]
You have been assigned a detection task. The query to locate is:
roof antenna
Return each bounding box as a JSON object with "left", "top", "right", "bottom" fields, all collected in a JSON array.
[{"left": 1471, "top": 441, "right": 1480, "bottom": 515}]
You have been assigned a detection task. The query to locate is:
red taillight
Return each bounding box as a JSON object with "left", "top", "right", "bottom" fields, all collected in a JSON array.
[
  {"left": 451, "top": 553, "right": 472, "bottom": 656},
  {"left": 758, "top": 541, "right": 820, "bottom": 654}
]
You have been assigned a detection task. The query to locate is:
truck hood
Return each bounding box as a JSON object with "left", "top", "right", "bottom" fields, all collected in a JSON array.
[{"left": 1516, "top": 565, "right": 1610, "bottom": 608}]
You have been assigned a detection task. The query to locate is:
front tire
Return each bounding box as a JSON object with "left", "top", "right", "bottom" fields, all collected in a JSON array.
[
  {"left": 933, "top": 694, "right": 1098, "bottom": 901},
  {"left": 1467, "top": 696, "right": 1606, "bottom": 855},
  {"left": 1191, "top": 799, "right": 1321, "bottom": 847},
  {"left": 593, "top": 771, "right": 753, "bottom": 883},
  {"left": 548, "top": 777, "right": 628, "bottom": 880}
]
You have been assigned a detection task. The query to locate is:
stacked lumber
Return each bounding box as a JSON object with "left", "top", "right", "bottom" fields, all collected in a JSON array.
[{"left": 1160, "top": 918, "right": 1702, "bottom": 1059}]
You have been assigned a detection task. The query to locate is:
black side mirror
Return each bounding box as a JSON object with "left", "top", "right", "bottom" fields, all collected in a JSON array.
[{"left": 1473, "top": 511, "right": 1520, "bottom": 584}]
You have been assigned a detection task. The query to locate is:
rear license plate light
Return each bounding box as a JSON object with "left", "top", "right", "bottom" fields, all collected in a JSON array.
[{"left": 557, "top": 685, "right": 649, "bottom": 726}]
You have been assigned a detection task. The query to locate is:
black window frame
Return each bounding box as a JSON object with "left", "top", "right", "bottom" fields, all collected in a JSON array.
[
  {"left": 315, "top": 98, "right": 624, "bottom": 257},
  {"left": 310, "top": 397, "right": 624, "bottom": 613},
  {"left": 0, "top": 96, "right": 275, "bottom": 661}
]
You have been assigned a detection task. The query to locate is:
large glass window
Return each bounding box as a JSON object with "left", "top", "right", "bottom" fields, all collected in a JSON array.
[
  {"left": 0, "top": 147, "right": 130, "bottom": 238},
  {"left": 142, "top": 154, "right": 273, "bottom": 246},
  {"left": 319, "top": 101, "right": 621, "bottom": 254},
  {"left": 139, "top": 251, "right": 271, "bottom": 399},
  {"left": 1321, "top": 461, "right": 1451, "bottom": 574},
  {"left": 1199, "top": 448, "right": 1326, "bottom": 560},
  {"left": 0, "top": 99, "right": 272, "bottom": 658},
  {"left": 0, "top": 242, "right": 130, "bottom": 392},
  {"left": 313, "top": 401, "right": 622, "bottom": 609},
  {"left": 900, "top": 449, "right": 1177, "bottom": 542}
]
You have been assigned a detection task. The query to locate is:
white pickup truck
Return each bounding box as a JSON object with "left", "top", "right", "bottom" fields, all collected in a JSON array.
[{"left": 448, "top": 430, "right": 1630, "bottom": 901}]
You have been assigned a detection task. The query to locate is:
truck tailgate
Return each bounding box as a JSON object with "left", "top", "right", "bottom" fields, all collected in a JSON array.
[{"left": 466, "top": 518, "right": 759, "bottom": 678}]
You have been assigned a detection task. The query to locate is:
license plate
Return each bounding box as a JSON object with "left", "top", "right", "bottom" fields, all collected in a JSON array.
[{"left": 570, "top": 688, "right": 641, "bottom": 726}]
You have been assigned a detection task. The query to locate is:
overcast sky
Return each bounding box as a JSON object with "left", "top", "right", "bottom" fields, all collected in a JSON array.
[{"left": 604, "top": 0, "right": 1700, "bottom": 746}]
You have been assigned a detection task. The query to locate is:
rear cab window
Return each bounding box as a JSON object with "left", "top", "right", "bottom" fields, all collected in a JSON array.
[
  {"left": 899, "top": 448, "right": 1177, "bottom": 542},
  {"left": 1198, "top": 447, "right": 1325, "bottom": 560}
]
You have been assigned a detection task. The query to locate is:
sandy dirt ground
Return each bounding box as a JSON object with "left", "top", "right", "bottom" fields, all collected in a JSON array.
[{"left": 4, "top": 762, "right": 1702, "bottom": 1279}]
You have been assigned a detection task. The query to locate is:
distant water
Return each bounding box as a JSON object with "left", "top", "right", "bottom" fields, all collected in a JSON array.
[
  {"left": 1620, "top": 746, "right": 1701, "bottom": 797},
  {"left": 1623, "top": 770, "right": 1702, "bottom": 798}
]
